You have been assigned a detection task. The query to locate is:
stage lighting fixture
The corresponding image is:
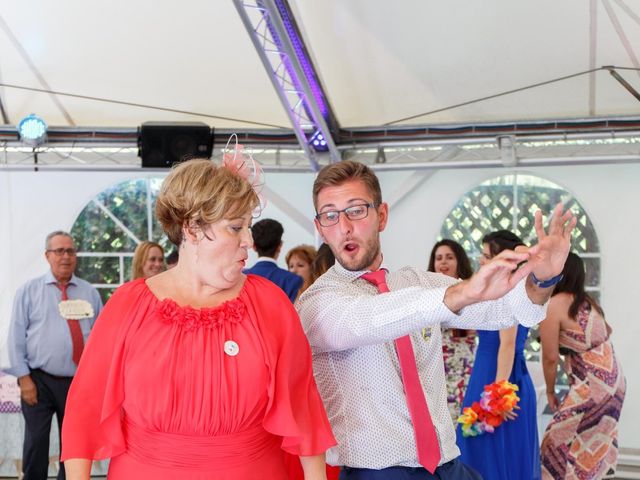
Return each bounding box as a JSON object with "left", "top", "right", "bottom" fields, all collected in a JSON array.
[
  {"left": 18, "top": 114, "right": 48, "bottom": 146},
  {"left": 498, "top": 136, "right": 517, "bottom": 167},
  {"left": 309, "top": 130, "right": 328, "bottom": 152}
]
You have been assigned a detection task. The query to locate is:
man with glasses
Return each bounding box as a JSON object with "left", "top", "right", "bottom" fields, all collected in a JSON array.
[
  {"left": 296, "top": 161, "right": 575, "bottom": 480},
  {"left": 5, "top": 231, "right": 102, "bottom": 480}
]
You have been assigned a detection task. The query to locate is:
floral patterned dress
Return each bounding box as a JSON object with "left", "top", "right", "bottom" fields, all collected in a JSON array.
[
  {"left": 441, "top": 329, "right": 476, "bottom": 422},
  {"left": 541, "top": 302, "right": 626, "bottom": 479}
]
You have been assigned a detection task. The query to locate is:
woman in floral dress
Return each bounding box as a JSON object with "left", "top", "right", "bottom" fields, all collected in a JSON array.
[
  {"left": 427, "top": 239, "right": 475, "bottom": 421},
  {"left": 539, "top": 252, "right": 626, "bottom": 479}
]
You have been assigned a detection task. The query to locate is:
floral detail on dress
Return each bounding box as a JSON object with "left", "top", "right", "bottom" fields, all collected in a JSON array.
[
  {"left": 442, "top": 330, "right": 476, "bottom": 422},
  {"left": 157, "top": 298, "right": 246, "bottom": 331}
]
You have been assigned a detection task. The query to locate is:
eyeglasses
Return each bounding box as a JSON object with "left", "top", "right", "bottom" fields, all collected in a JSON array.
[
  {"left": 47, "top": 248, "right": 77, "bottom": 257},
  {"left": 315, "top": 203, "right": 377, "bottom": 227}
]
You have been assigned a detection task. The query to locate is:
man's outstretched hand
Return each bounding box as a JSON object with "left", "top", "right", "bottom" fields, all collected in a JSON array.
[
  {"left": 526, "top": 202, "right": 576, "bottom": 281},
  {"left": 444, "top": 249, "right": 532, "bottom": 312},
  {"left": 443, "top": 202, "right": 576, "bottom": 312}
]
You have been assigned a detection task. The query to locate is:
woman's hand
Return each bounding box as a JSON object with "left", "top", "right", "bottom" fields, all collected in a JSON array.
[
  {"left": 502, "top": 404, "right": 519, "bottom": 421},
  {"left": 62, "top": 459, "right": 92, "bottom": 480},
  {"left": 300, "top": 454, "right": 327, "bottom": 480},
  {"left": 546, "top": 391, "right": 560, "bottom": 412}
]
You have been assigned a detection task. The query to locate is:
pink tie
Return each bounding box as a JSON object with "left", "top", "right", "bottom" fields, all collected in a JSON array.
[
  {"left": 361, "top": 270, "right": 441, "bottom": 473},
  {"left": 56, "top": 283, "right": 85, "bottom": 366}
]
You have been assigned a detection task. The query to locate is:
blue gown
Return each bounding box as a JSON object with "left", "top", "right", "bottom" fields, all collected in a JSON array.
[{"left": 457, "top": 325, "right": 540, "bottom": 480}]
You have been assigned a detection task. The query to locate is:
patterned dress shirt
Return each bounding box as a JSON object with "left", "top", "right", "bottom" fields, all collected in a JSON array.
[{"left": 296, "top": 261, "right": 547, "bottom": 469}]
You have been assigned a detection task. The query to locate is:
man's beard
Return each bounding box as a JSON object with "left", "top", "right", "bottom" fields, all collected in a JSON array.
[{"left": 333, "top": 236, "right": 381, "bottom": 272}]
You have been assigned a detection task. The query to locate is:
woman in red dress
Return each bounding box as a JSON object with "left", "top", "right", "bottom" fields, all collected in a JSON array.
[{"left": 61, "top": 156, "right": 336, "bottom": 479}]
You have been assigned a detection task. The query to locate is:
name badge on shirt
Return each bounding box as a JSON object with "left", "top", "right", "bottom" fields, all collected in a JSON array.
[
  {"left": 59, "top": 300, "right": 94, "bottom": 320},
  {"left": 421, "top": 327, "right": 432, "bottom": 341}
]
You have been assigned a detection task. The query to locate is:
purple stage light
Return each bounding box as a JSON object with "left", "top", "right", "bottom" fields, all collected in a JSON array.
[
  {"left": 310, "top": 130, "right": 329, "bottom": 152},
  {"left": 273, "top": 0, "right": 329, "bottom": 119}
]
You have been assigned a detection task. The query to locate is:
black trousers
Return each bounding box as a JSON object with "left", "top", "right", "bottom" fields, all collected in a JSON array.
[
  {"left": 21, "top": 369, "right": 72, "bottom": 480},
  {"left": 340, "top": 459, "right": 483, "bottom": 480}
]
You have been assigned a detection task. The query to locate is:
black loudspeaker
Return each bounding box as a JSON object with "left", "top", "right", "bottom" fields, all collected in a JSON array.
[{"left": 139, "top": 122, "right": 214, "bottom": 168}]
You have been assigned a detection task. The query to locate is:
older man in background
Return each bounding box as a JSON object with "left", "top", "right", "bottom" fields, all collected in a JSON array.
[{"left": 4, "top": 231, "right": 102, "bottom": 480}]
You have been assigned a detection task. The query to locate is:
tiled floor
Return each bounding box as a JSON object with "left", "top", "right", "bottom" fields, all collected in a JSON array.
[{"left": 0, "top": 399, "right": 636, "bottom": 479}]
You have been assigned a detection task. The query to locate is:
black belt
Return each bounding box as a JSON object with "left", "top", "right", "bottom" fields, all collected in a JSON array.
[{"left": 30, "top": 368, "right": 73, "bottom": 381}]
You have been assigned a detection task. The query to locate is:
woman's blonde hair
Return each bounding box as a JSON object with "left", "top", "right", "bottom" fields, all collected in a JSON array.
[
  {"left": 285, "top": 244, "right": 317, "bottom": 267},
  {"left": 131, "top": 241, "right": 164, "bottom": 280},
  {"left": 156, "top": 159, "right": 259, "bottom": 246}
]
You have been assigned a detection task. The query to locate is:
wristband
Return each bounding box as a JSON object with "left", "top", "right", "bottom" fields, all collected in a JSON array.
[{"left": 530, "top": 272, "right": 563, "bottom": 289}]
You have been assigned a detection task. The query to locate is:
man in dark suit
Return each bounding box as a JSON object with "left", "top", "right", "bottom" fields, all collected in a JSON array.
[{"left": 245, "top": 219, "right": 303, "bottom": 302}]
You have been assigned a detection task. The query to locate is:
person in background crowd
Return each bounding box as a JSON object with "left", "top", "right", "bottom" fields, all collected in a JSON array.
[
  {"left": 297, "top": 160, "right": 575, "bottom": 480},
  {"left": 286, "top": 245, "right": 317, "bottom": 295},
  {"left": 539, "top": 252, "right": 626, "bottom": 479},
  {"left": 245, "top": 219, "right": 303, "bottom": 302},
  {"left": 61, "top": 157, "right": 334, "bottom": 480},
  {"left": 131, "top": 241, "right": 165, "bottom": 280},
  {"left": 165, "top": 249, "right": 179, "bottom": 269},
  {"left": 427, "top": 239, "right": 475, "bottom": 422},
  {"left": 5, "top": 231, "right": 103, "bottom": 480},
  {"left": 310, "top": 243, "right": 335, "bottom": 285},
  {"left": 457, "top": 230, "right": 541, "bottom": 480}
]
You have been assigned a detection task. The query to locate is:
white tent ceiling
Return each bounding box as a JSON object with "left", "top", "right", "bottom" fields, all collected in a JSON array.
[{"left": 1, "top": 0, "right": 639, "bottom": 131}]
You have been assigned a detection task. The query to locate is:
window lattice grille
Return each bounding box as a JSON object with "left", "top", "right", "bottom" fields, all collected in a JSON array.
[
  {"left": 438, "top": 174, "right": 601, "bottom": 385},
  {"left": 71, "top": 177, "right": 168, "bottom": 302}
]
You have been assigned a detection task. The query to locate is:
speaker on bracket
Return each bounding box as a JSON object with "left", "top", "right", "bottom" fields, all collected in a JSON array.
[{"left": 139, "top": 122, "right": 214, "bottom": 168}]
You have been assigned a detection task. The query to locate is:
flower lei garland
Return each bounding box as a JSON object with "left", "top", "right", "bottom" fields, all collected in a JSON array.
[{"left": 457, "top": 380, "right": 520, "bottom": 437}]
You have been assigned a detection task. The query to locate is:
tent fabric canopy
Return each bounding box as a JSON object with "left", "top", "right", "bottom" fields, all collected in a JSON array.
[{"left": 0, "top": 0, "right": 639, "bottom": 131}]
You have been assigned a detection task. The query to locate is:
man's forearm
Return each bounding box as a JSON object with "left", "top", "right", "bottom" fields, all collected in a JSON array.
[
  {"left": 6, "top": 355, "right": 30, "bottom": 378},
  {"left": 303, "top": 286, "right": 455, "bottom": 352},
  {"left": 443, "top": 278, "right": 547, "bottom": 331},
  {"left": 442, "top": 279, "right": 477, "bottom": 313}
]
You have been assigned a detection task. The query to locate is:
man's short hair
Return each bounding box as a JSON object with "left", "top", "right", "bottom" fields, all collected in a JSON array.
[
  {"left": 312, "top": 160, "right": 382, "bottom": 210},
  {"left": 251, "top": 219, "right": 284, "bottom": 258},
  {"left": 482, "top": 230, "right": 525, "bottom": 257},
  {"left": 45, "top": 231, "right": 73, "bottom": 250},
  {"left": 166, "top": 249, "right": 179, "bottom": 266}
]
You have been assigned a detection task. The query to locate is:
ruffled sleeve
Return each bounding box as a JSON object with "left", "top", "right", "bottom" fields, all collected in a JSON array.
[
  {"left": 243, "top": 275, "right": 336, "bottom": 456},
  {"left": 61, "top": 279, "right": 155, "bottom": 461}
]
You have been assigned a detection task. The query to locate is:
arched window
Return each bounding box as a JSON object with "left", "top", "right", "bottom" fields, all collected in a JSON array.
[
  {"left": 438, "top": 173, "right": 600, "bottom": 366},
  {"left": 70, "top": 177, "right": 170, "bottom": 302}
]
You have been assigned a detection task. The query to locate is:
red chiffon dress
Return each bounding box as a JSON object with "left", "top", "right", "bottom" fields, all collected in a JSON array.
[{"left": 61, "top": 275, "right": 336, "bottom": 479}]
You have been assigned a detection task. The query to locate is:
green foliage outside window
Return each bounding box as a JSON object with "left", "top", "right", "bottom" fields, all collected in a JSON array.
[{"left": 71, "top": 177, "right": 171, "bottom": 303}]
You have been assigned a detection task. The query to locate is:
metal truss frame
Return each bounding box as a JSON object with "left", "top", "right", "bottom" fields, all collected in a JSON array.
[
  {"left": 2, "top": 130, "right": 639, "bottom": 172},
  {"left": 233, "top": 0, "right": 340, "bottom": 170}
]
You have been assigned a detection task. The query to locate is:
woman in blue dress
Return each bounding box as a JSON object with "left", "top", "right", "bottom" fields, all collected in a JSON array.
[{"left": 457, "top": 230, "right": 541, "bottom": 480}]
